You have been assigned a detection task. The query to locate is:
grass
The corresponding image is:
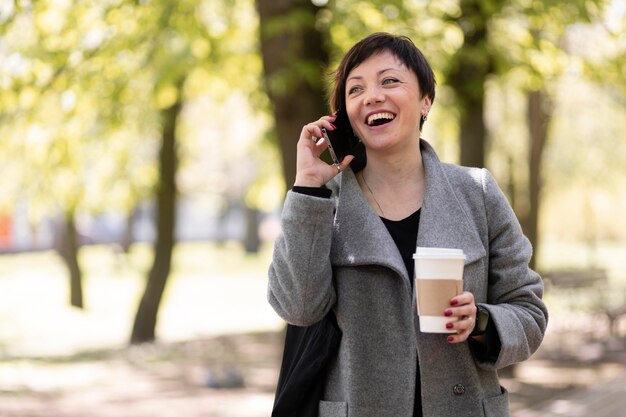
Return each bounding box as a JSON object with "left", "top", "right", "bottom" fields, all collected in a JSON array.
[
  {"left": 0, "top": 241, "right": 281, "bottom": 359},
  {"left": 537, "top": 238, "right": 626, "bottom": 284}
]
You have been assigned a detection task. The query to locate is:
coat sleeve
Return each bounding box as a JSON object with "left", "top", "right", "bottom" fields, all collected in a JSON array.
[
  {"left": 477, "top": 169, "right": 548, "bottom": 370},
  {"left": 267, "top": 190, "right": 337, "bottom": 326}
]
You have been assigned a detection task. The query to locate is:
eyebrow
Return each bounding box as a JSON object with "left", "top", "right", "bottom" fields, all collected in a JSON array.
[{"left": 346, "top": 67, "right": 399, "bottom": 83}]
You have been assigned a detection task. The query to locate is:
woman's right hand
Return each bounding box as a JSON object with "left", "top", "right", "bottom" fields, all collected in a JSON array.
[{"left": 294, "top": 115, "right": 355, "bottom": 187}]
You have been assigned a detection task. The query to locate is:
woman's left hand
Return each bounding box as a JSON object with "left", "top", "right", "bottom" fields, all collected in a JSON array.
[{"left": 444, "top": 291, "right": 478, "bottom": 344}]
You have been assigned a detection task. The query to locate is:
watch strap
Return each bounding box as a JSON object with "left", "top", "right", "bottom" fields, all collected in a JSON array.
[{"left": 471, "top": 305, "right": 490, "bottom": 336}]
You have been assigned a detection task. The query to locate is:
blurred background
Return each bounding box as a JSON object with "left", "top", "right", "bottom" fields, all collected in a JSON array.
[{"left": 0, "top": 0, "right": 624, "bottom": 416}]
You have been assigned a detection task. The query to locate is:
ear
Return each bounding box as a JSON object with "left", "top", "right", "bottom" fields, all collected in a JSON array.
[{"left": 421, "top": 95, "right": 432, "bottom": 116}]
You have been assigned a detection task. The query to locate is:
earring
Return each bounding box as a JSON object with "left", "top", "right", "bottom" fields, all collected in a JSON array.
[{"left": 421, "top": 113, "right": 428, "bottom": 123}]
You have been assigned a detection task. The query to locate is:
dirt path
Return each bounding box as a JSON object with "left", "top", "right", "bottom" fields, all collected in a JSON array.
[
  {"left": 2, "top": 329, "right": 625, "bottom": 417},
  {"left": 0, "top": 332, "right": 282, "bottom": 417}
]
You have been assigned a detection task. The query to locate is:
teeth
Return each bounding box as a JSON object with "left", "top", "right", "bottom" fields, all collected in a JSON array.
[{"left": 367, "top": 112, "right": 395, "bottom": 126}]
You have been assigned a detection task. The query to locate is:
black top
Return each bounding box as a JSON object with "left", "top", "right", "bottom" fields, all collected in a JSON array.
[
  {"left": 381, "top": 210, "right": 423, "bottom": 417},
  {"left": 381, "top": 209, "right": 421, "bottom": 286}
]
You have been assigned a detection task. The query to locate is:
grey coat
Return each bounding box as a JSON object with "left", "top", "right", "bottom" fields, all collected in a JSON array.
[{"left": 268, "top": 140, "right": 548, "bottom": 417}]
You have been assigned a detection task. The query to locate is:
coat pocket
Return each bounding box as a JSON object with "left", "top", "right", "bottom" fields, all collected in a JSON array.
[
  {"left": 319, "top": 400, "right": 348, "bottom": 417},
  {"left": 482, "top": 386, "right": 510, "bottom": 417}
]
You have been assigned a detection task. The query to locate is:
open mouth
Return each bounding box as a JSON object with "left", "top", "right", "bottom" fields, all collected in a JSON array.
[{"left": 367, "top": 112, "right": 395, "bottom": 127}]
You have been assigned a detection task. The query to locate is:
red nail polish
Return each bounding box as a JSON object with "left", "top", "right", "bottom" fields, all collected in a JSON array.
[
  {"left": 447, "top": 336, "right": 454, "bottom": 342},
  {"left": 446, "top": 323, "right": 454, "bottom": 329},
  {"left": 450, "top": 299, "right": 459, "bottom": 306},
  {"left": 444, "top": 310, "right": 452, "bottom": 317}
]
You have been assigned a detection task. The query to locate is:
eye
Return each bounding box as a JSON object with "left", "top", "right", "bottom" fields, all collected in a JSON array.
[
  {"left": 347, "top": 85, "right": 363, "bottom": 95},
  {"left": 382, "top": 78, "right": 399, "bottom": 86}
]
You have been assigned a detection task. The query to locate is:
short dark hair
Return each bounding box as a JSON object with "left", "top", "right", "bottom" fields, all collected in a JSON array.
[{"left": 329, "top": 32, "right": 436, "bottom": 129}]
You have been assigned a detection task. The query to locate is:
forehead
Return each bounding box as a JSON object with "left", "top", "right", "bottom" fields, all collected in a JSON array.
[{"left": 346, "top": 50, "right": 411, "bottom": 80}]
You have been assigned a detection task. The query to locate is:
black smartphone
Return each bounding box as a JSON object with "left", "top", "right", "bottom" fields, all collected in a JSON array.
[{"left": 320, "top": 109, "right": 360, "bottom": 164}]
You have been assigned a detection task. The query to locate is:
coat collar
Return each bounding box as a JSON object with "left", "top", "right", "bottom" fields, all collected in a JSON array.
[
  {"left": 331, "top": 167, "right": 408, "bottom": 279},
  {"left": 417, "top": 140, "right": 485, "bottom": 264},
  {"left": 330, "top": 139, "right": 485, "bottom": 281}
]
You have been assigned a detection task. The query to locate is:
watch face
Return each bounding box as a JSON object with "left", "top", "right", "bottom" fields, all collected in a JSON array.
[
  {"left": 477, "top": 306, "right": 489, "bottom": 332},
  {"left": 470, "top": 306, "right": 489, "bottom": 337}
]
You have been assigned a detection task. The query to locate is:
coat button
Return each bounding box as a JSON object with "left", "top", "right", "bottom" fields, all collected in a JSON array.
[{"left": 453, "top": 384, "right": 466, "bottom": 395}]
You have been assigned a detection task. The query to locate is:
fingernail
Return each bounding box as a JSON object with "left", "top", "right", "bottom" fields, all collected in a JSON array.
[
  {"left": 447, "top": 336, "right": 454, "bottom": 342},
  {"left": 450, "top": 299, "right": 459, "bottom": 306},
  {"left": 444, "top": 310, "right": 452, "bottom": 317},
  {"left": 446, "top": 323, "right": 454, "bottom": 329},
  {"left": 330, "top": 123, "right": 336, "bottom": 129}
]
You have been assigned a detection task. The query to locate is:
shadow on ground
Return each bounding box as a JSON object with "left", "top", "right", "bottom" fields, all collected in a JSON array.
[{"left": 1, "top": 326, "right": 626, "bottom": 417}]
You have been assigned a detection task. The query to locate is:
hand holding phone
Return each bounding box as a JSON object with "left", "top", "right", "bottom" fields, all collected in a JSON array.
[
  {"left": 294, "top": 111, "right": 363, "bottom": 187},
  {"left": 320, "top": 109, "right": 360, "bottom": 165}
]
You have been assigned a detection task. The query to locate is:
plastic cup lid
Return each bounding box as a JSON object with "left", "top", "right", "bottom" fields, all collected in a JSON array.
[{"left": 413, "top": 247, "right": 466, "bottom": 259}]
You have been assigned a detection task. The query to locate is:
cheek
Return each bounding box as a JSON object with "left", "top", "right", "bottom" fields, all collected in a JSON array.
[{"left": 346, "top": 105, "right": 360, "bottom": 128}]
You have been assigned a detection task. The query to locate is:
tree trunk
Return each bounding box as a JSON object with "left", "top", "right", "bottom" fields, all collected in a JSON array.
[
  {"left": 447, "top": 0, "right": 497, "bottom": 168},
  {"left": 506, "top": 155, "right": 516, "bottom": 210},
  {"left": 459, "top": 100, "right": 486, "bottom": 168},
  {"left": 524, "top": 90, "right": 551, "bottom": 270},
  {"left": 256, "top": 0, "right": 329, "bottom": 189},
  {"left": 130, "top": 94, "right": 181, "bottom": 345},
  {"left": 243, "top": 204, "right": 260, "bottom": 253},
  {"left": 58, "top": 210, "right": 84, "bottom": 309},
  {"left": 121, "top": 206, "right": 136, "bottom": 253}
]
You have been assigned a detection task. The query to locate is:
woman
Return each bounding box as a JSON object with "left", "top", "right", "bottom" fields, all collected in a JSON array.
[{"left": 268, "top": 32, "right": 548, "bottom": 417}]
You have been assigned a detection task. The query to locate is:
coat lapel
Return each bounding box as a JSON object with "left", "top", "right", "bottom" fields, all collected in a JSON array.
[
  {"left": 418, "top": 140, "right": 486, "bottom": 265},
  {"left": 330, "top": 139, "right": 486, "bottom": 284},
  {"left": 331, "top": 168, "right": 409, "bottom": 281}
]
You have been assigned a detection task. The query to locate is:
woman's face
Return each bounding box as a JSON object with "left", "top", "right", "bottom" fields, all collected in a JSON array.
[{"left": 344, "top": 51, "right": 431, "bottom": 154}]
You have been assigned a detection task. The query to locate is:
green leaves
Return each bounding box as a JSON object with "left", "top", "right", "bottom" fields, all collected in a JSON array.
[{"left": 0, "top": 0, "right": 269, "bottom": 219}]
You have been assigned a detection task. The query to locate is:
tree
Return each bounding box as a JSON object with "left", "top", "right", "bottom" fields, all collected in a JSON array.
[
  {"left": 1, "top": 0, "right": 264, "bottom": 340},
  {"left": 487, "top": 0, "right": 611, "bottom": 267},
  {"left": 525, "top": 89, "right": 551, "bottom": 268},
  {"left": 445, "top": 0, "right": 506, "bottom": 168},
  {"left": 125, "top": 0, "right": 264, "bottom": 342},
  {"left": 256, "top": 0, "right": 330, "bottom": 189},
  {"left": 0, "top": 0, "right": 159, "bottom": 308},
  {"left": 131, "top": 87, "right": 182, "bottom": 343}
]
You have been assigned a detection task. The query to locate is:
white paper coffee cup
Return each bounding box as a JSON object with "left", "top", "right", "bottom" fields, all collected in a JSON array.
[{"left": 413, "top": 247, "right": 466, "bottom": 333}]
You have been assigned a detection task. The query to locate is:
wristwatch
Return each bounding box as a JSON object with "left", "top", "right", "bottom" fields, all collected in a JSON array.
[{"left": 471, "top": 305, "right": 490, "bottom": 336}]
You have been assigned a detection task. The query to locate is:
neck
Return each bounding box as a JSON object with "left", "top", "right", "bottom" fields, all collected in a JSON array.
[
  {"left": 357, "top": 139, "right": 425, "bottom": 220},
  {"left": 363, "top": 140, "right": 424, "bottom": 187}
]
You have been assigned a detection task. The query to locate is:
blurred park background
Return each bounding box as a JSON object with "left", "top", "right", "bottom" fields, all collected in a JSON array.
[{"left": 0, "top": 0, "right": 625, "bottom": 416}]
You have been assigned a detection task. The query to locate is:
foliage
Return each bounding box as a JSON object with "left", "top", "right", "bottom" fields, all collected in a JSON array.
[
  {"left": 0, "top": 0, "right": 275, "bottom": 224},
  {"left": 0, "top": 0, "right": 623, "bottom": 240}
]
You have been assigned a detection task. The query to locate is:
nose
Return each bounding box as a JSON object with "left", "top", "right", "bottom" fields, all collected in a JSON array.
[{"left": 364, "top": 86, "right": 385, "bottom": 106}]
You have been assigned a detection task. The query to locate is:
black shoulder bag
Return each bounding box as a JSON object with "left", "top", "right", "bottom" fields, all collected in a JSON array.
[{"left": 271, "top": 311, "right": 342, "bottom": 417}]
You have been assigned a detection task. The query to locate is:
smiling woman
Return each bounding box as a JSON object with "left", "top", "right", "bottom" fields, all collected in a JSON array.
[
  {"left": 268, "top": 32, "right": 547, "bottom": 417},
  {"left": 343, "top": 51, "right": 429, "bottom": 171}
]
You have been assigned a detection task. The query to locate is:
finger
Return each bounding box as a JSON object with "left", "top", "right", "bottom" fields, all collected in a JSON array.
[
  {"left": 446, "top": 292, "right": 476, "bottom": 320},
  {"left": 313, "top": 114, "right": 339, "bottom": 134},
  {"left": 446, "top": 316, "right": 475, "bottom": 343},
  {"left": 445, "top": 314, "right": 473, "bottom": 332},
  {"left": 337, "top": 154, "right": 355, "bottom": 170},
  {"left": 444, "top": 304, "right": 476, "bottom": 320},
  {"left": 321, "top": 113, "right": 338, "bottom": 124},
  {"left": 450, "top": 291, "right": 474, "bottom": 307},
  {"left": 326, "top": 154, "right": 356, "bottom": 178},
  {"left": 300, "top": 118, "right": 327, "bottom": 139}
]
